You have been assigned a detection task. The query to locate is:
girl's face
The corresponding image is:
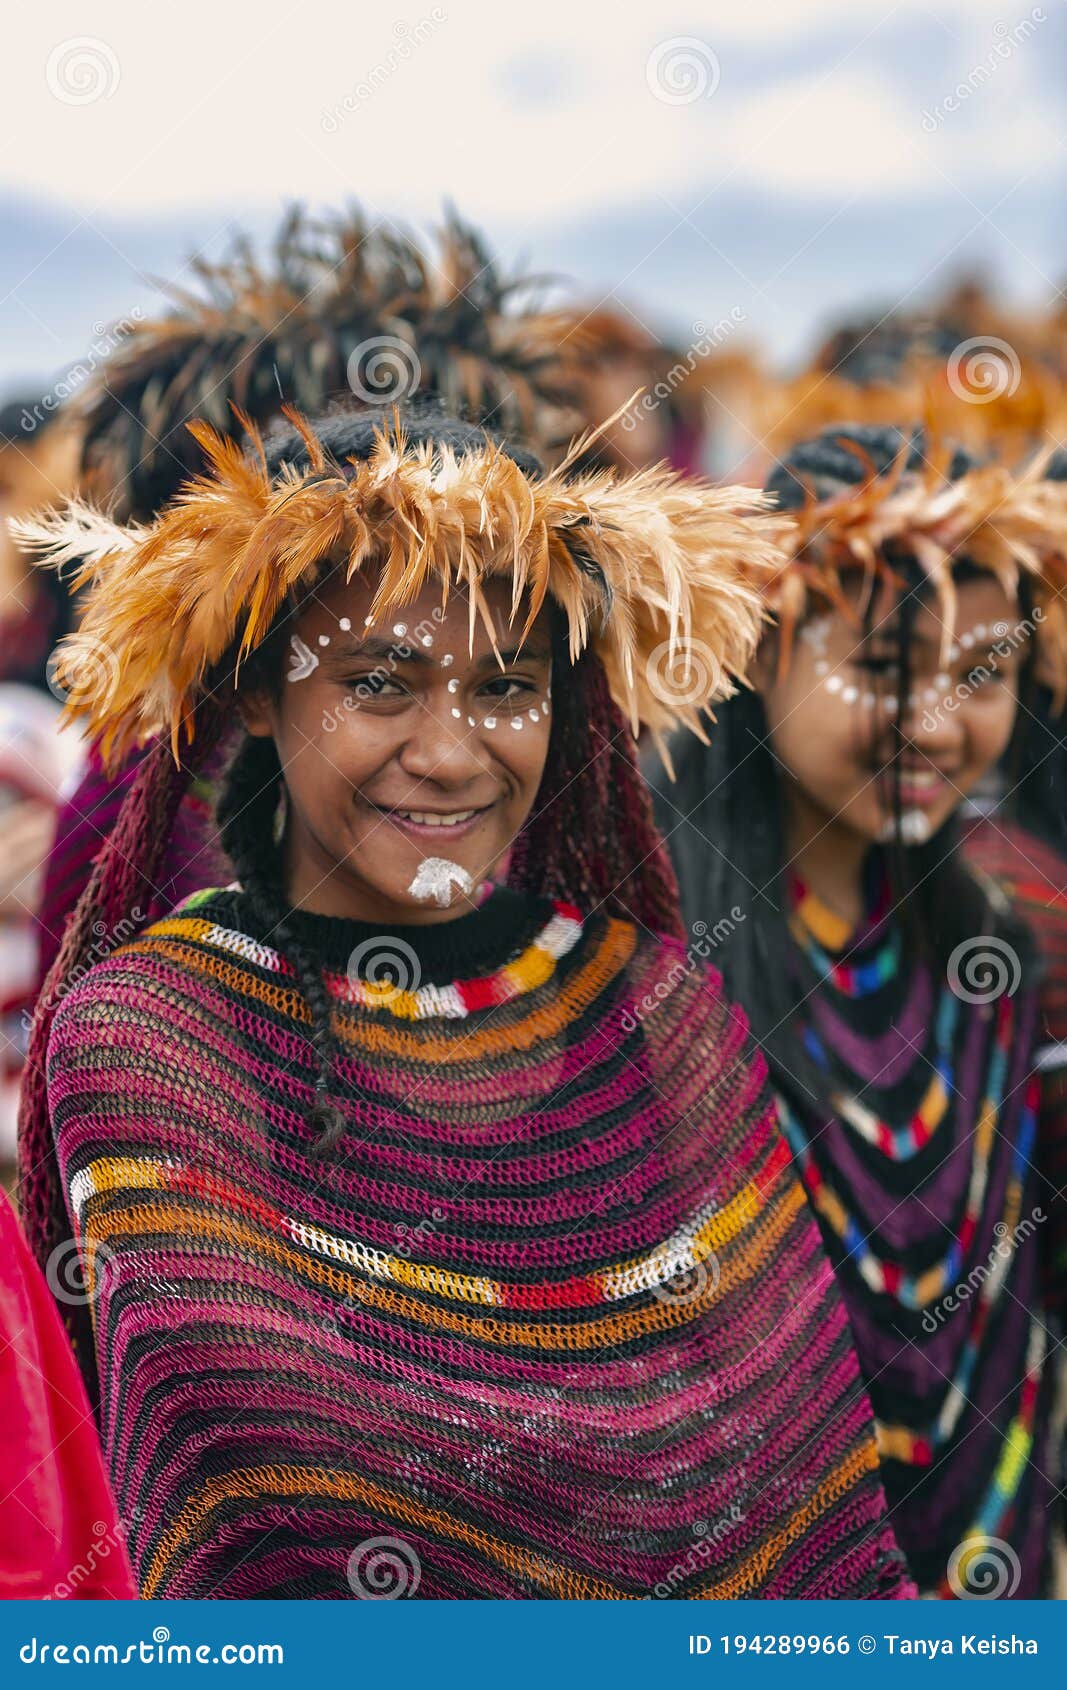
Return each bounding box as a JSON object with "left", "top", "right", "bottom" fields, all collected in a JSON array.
[
  {"left": 758, "top": 574, "right": 1025, "bottom": 852},
  {"left": 239, "top": 570, "right": 554, "bottom": 925}
]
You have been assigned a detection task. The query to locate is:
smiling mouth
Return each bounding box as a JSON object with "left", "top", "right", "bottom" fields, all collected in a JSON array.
[{"left": 368, "top": 801, "right": 495, "bottom": 836}]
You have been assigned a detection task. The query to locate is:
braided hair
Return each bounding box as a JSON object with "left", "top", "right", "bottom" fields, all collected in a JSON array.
[{"left": 653, "top": 421, "right": 1040, "bottom": 1117}]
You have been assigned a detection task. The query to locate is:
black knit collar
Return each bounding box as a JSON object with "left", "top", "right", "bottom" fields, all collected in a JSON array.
[{"left": 216, "top": 884, "right": 556, "bottom": 985}]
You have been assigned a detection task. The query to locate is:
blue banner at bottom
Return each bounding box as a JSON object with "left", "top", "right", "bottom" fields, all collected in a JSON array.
[{"left": 1, "top": 1601, "right": 1062, "bottom": 1686}]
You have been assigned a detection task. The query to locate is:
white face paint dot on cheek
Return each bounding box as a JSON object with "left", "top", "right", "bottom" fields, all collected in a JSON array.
[
  {"left": 339, "top": 618, "right": 351, "bottom": 632},
  {"left": 485, "top": 717, "right": 497, "bottom": 730},
  {"left": 825, "top": 675, "right": 843, "bottom": 695},
  {"left": 318, "top": 635, "right": 331, "bottom": 647},
  {"left": 441, "top": 654, "right": 454, "bottom": 668},
  {"left": 467, "top": 715, "right": 476, "bottom": 727},
  {"left": 528, "top": 709, "right": 539, "bottom": 722},
  {"left": 447, "top": 678, "right": 460, "bottom": 693},
  {"left": 450, "top": 707, "right": 462, "bottom": 719},
  {"left": 511, "top": 718, "right": 524, "bottom": 730}
]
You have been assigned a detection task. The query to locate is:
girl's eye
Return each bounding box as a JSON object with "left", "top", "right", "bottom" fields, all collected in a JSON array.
[
  {"left": 346, "top": 672, "right": 405, "bottom": 699},
  {"left": 481, "top": 675, "right": 537, "bottom": 703}
]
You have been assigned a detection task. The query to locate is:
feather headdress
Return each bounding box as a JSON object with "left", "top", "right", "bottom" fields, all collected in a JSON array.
[
  {"left": 13, "top": 410, "right": 788, "bottom": 769},
  {"left": 77, "top": 206, "right": 576, "bottom": 520},
  {"left": 764, "top": 432, "right": 1067, "bottom": 700}
]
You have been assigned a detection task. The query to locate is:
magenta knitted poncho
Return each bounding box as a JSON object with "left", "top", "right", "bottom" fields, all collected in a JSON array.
[{"left": 47, "top": 883, "right": 912, "bottom": 1600}]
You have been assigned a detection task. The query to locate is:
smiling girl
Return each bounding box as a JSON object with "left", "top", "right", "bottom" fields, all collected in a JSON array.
[
  {"left": 16, "top": 406, "right": 911, "bottom": 1599},
  {"left": 656, "top": 423, "right": 1067, "bottom": 1597}
]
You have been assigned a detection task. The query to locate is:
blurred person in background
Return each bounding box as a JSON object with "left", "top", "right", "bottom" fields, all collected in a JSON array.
[
  {"left": 652, "top": 423, "right": 1067, "bottom": 1597},
  {"left": 0, "top": 401, "right": 83, "bottom": 1165}
]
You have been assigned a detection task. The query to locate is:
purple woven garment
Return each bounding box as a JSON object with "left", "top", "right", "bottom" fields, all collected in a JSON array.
[
  {"left": 46, "top": 885, "right": 912, "bottom": 1600},
  {"left": 34, "top": 736, "right": 230, "bottom": 988}
]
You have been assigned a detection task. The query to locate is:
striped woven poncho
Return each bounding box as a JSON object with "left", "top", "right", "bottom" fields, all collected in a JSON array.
[{"left": 47, "top": 883, "right": 912, "bottom": 1599}]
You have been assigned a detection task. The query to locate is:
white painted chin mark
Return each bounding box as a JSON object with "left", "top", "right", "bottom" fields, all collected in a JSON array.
[
  {"left": 408, "top": 858, "right": 474, "bottom": 907},
  {"left": 877, "top": 809, "right": 932, "bottom": 846},
  {"left": 287, "top": 635, "right": 319, "bottom": 682}
]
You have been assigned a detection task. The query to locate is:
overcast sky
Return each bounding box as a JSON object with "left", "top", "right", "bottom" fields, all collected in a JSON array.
[{"left": 1, "top": 0, "right": 1063, "bottom": 394}]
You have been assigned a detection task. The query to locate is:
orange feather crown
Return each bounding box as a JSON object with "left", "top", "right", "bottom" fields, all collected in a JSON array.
[
  {"left": 762, "top": 434, "right": 1067, "bottom": 701},
  {"left": 12, "top": 411, "right": 790, "bottom": 769}
]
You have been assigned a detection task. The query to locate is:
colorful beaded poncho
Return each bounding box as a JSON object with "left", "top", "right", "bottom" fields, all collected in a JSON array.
[
  {"left": 47, "top": 882, "right": 912, "bottom": 1599},
  {"left": 776, "top": 874, "right": 1057, "bottom": 1597}
]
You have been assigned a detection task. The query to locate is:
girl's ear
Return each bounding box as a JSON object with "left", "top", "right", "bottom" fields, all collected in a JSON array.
[{"left": 236, "top": 689, "right": 275, "bottom": 739}]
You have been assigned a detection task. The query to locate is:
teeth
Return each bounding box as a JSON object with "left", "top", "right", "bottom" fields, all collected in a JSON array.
[{"left": 395, "top": 809, "right": 477, "bottom": 827}]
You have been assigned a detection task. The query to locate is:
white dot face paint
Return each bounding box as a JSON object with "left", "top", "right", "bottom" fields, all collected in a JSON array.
[
  {"left": 441, "top": 654, "right": 454, "bottom": 668},
  {"left": 339, "top": 618, "right": 351, "bottom": 633},
  {"left": 421, "top": 634, "right": 433, "bottom": 647},
  {"left": 393, "top": 623, "right": 407, "bottom": 638},
  {"left": 485, "top": 717, "right": 497, "bottom": 730},
  {"left": 447, "top": 678, "right": 460, "bottom": 693},
  {"left": 841, "top": 685, "right": 858, "bottom": 705},
  {"left": 510, "top": 718, "right": 524, "bottom": 730},
  {"left": 408, "top": 857, "right": 474, "bottom": 908},
  {"left": 467, "top": 715, "right": 476, "bottom": 727},
  {"left": 878, "top": 809, "right": 932, "bottom": 847},
  {"left": 317, "top": 634, "right": 331, "bottom": 648},
  {"left": 800, "top": 615, "right": 832, "bottom": 657},
  {"left": 825, "top": 675, "right": 843, "bottom": 695},
  {"left": 450, "top": 707, "right": 462, "bottom": 719},
  {"left": 814, "top": 660, "right": 829, "bottom": 678},
  {"left": 528, "top": 709, "right": 539, "bottom": 722}
]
